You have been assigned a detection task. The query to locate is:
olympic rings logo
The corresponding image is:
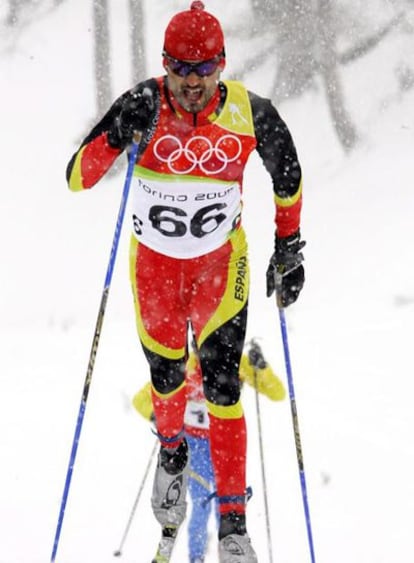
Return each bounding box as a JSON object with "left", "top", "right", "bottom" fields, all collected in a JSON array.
[{"left": 153, "top": 134, "right": 242, "bottom": 175}]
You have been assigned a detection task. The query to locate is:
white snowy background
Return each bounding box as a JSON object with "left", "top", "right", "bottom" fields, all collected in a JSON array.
[{"left": 1, "top": 1, "right": 414, "bottom": 562}]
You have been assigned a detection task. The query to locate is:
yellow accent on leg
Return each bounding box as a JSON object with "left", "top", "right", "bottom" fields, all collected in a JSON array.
[
  {"left": 151, "top": 380, "right": 186, "bottom": 401},
  {"left": 129, "top": 235, "right": 185, "bottom": 359},
  {"left": 199, "top": 228, "right": 249, "bottom": 346},
  {"left": 206, "top": 399, "right": 244, "bottom": 420}
]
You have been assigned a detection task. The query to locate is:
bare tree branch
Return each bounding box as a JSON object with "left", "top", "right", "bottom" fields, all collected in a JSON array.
[
  {"left": 228, "top": 44, "right": 278, "bottom": 81},
  {"left": 339, "top": 12, "right": 404, "bottom": 65}
]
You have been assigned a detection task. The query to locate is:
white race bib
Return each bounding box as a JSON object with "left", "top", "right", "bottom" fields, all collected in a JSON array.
[
  {"left": 130, "top": 175, "right": 241, "bottom": 258},
  {"left": 184, "top": 400, "right": 209, "bottom": 430}
]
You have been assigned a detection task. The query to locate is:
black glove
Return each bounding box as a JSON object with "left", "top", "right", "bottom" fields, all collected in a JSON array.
[
  {"left": 266, "top": 230, "right": 306, "bottom": 307},
  {"left": 248, "top": 340, "right": 267, "bottom": 369},
  {"left": 108, "top": 89, "right": 153, "bottom": 149}
]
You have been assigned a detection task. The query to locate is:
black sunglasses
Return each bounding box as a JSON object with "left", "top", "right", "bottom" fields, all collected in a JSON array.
[{"left": 163, "top": 52, "right": 223, "bottom": 78}]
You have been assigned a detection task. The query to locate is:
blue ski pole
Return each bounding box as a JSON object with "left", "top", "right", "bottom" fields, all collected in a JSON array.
[
  {"left": 50, "top": 135, "right": 140, "bottom": 562},
  {"left": 276, "top": 279, "right": 316, "bottom": 563}
]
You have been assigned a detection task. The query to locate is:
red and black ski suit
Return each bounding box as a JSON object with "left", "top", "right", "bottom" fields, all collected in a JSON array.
[{"left": 66, "top": 76, "right": 302, "bottom": 516}]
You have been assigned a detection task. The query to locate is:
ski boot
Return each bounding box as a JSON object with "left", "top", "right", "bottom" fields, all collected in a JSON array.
[
  {"left": 218, "top": 512, "right": 258, "bottom": 563},
  {"left": 151, "top": 439, "right": 189, "bottom": 529}
]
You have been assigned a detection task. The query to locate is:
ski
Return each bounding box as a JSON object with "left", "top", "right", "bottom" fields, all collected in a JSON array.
[{"left": 151, "top": 525, "right": 179, "bottom": 563}]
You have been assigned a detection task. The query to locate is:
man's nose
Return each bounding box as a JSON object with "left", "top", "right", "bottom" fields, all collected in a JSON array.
[{"left": 185, "top": 72, "right": 201, "bottom": 85}]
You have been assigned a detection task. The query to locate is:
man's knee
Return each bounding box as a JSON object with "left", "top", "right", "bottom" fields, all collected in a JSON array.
[{"left": 142, "top": 347, "right": 185, "bottom": 394}]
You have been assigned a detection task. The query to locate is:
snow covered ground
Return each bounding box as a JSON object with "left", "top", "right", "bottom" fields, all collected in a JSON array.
[{"left": 1, "top": 1, "right": 414, "bottom": 562}]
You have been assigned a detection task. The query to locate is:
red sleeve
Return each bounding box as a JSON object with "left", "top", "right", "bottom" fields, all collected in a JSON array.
[
  {"left": 67, "top": 132, "right": 121, "bottom": 191},
  {"left": 274, "top": 184, "right": 302, "bottom": 237}
]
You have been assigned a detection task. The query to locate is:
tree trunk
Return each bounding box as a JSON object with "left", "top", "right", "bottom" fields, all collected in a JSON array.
[
  {"left": 93, "top": 0, "right": 112, "bottom": 117},
  {"left": 128, "top": 0, "right": 146, "bottom": 84},
  {"left": 270, "top": 0, "right": 317, "bottom": 102},
  {"left": 317, "top": 0, "right": 358, "bottom": 151},
  {"left": 6, "top": 0, "right": 25, "bottom": 26}
]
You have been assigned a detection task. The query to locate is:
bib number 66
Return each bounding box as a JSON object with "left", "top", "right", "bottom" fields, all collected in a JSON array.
[{"left": 133, "top": 203, "right": 227, "bottom": 238}]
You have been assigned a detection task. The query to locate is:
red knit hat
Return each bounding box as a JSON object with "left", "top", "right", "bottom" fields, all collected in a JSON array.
[{"left": 163, "top": 1, "right": 225, "bottom": 62}]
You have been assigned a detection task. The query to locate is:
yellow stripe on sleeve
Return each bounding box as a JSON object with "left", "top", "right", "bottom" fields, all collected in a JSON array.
[
  {"left": 68, "top": 146, "right": 86, "bottom": 192},
  {"left": 274, "top": 178, "right": 302, "bottom": 207}
]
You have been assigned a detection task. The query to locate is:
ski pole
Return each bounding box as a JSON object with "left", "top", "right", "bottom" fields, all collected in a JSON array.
[
  {"left": 114, "top": 437, "right": 158, "bottom": 557},
  {"left": 252, "top": 366, "right": 274, "bottom": 563},
  {"left": 276, "top": 286, "right": 316, "bottom": 563},
  {"left": 50, "top": 134, "right": 140, "bottom": 563}
]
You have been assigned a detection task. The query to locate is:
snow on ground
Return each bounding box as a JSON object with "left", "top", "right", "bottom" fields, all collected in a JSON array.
[{"left": 1, "top": 1, "right": 414, "bottom": 561}]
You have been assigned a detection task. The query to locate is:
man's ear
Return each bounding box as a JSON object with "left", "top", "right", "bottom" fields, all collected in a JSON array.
[
  {"left": 162, "top": 57, "right": 169, "bottom": 71},
  {"left": 218, "top": 58, "right": 226, "bottom": 72}
]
